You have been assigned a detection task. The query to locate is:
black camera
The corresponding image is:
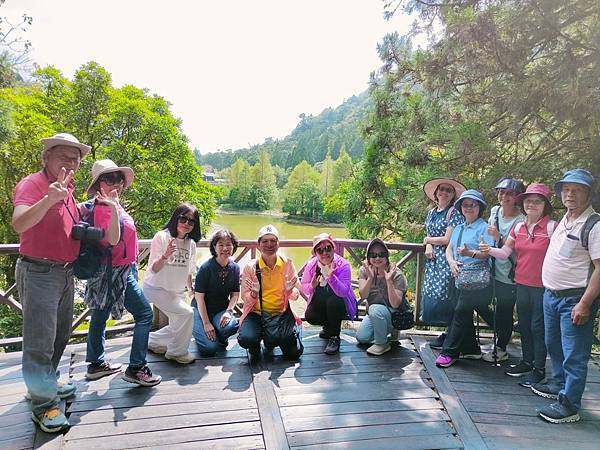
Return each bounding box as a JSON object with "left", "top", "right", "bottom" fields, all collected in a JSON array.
[{"left": 71, "top": 221, "right": 104, "bottom": 242}]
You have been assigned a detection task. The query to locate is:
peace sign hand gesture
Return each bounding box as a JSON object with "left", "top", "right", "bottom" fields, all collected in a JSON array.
[
  {"left": 48, "top": 167, "right": 73, "bottom": 205},
  {"left": 96, "top": 187, "right": 120, "bottom": 209}
]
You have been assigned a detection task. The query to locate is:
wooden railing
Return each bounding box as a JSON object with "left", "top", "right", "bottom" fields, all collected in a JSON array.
[{"left": 0, "top": 239, "right": 426, "bottom": 349}]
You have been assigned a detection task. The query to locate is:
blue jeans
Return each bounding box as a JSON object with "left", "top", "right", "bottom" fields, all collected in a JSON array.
[
  {"left": 191, "top": 299, "right": 239, "bottom": 356},
  {"left": 356, "top": 304, "right": 394, "bottom": 345},
  {"left": 16, "top": 259, "right": 74, "bottom": 416},
  {"left": 87, "top": 265, "right": 153, "bottom": 369},
  {"left": 544, "top": 289, "right": 599, "bottom": 410},
  {"left": 516, "top": 284, "right": 546, "bottom": 370}
]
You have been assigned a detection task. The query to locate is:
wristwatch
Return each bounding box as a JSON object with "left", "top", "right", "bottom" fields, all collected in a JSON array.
[
  {"left": 226, "top": 308, "right": 234, "bottom": 315},
  {"left": 472, "top": 250, "right": 477, "bottom": 258}
]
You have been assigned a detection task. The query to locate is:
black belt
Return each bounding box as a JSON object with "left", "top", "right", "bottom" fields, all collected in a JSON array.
[
  {"left": 548, "top": 287, "right": 586, "bottom": 298},
  {"left": 20, "top": 256, "right": 73, "bottom": 269}
]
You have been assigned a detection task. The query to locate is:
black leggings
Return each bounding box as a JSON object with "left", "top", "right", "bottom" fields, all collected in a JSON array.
[{"left": 304, "top": 285, "right": 347, "bottom": 337}]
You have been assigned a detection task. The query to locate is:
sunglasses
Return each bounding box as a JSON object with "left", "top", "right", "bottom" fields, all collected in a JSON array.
[
  {"left": 99, "top": 172, "right": 125, "bottom": 186},
  {"left": 315, "top": 245, "right": 333, "bottom": 255},
  {"left": 437, "top": 186, "right": 455, "bottom": 194},
  {"left": 368, "top": 251, "right": 389, "bottom": 259},
  {"left": 461, "top": 202, "right": 479, "bottom": 209},
  {"left": 177, "top": 215, "right": 196, "bottom": 226}
]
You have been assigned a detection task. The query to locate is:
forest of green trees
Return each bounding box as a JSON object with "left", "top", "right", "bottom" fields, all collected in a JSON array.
[
  {"left": 0, "top": 0, "right": 599, "bottom": 342},
  {"left": 203, "top": 0, "right": 600, "bottom": 243}
]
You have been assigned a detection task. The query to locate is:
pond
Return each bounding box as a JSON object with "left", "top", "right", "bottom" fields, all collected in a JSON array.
[{"left": 201, "top": 212, "right": 349, "bottom": 267}]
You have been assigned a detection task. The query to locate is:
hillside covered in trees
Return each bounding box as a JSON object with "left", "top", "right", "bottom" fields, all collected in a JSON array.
[{"left": 197, "top": 91, "right": 371, "bottom": 171}]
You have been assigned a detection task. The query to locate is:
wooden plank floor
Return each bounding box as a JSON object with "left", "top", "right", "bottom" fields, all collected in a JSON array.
[
  {"left": 1, "top": 330, "right": 599, "bottom": 449},
  {"left": 416, "top": 336, "right": 600, "bottom": 450}
]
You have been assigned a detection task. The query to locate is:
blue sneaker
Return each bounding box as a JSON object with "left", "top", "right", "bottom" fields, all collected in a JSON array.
[
  {"left": 25, "top": 381, "right": 76, "bottom": 401},
  {"left": 538, "top": 394, "right": 580, "bottom": 423},
  {"left": 31, "top": 407, "right": 69, "bottom": 433}
]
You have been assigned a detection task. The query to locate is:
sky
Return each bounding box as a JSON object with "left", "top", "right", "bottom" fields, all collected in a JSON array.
[{"left": 2, "top": 0, "right": 412, "bottom": 153}]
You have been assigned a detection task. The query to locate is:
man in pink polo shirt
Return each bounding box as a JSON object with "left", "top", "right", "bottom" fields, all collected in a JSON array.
[{"left": 12, "top": 133, "right": 91, "bottom": 433}]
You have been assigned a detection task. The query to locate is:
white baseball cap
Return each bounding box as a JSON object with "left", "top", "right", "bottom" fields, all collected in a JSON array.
[{"left": 257, "top": 224, "right": 279, "bottom": 241}]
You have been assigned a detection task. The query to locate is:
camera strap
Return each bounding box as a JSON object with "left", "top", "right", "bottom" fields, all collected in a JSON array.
[{"left": 63, "top": 195, "right": 82, "bottom": 226}]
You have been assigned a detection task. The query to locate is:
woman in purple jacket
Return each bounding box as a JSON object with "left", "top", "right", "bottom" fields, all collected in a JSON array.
[{"left": 301, "top": 233, "right": 357, "bottom": 355}]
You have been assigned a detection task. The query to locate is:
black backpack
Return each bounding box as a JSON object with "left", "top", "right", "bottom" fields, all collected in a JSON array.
[{"left": 581, "top": 212, "right": 600, "bottom": 251}]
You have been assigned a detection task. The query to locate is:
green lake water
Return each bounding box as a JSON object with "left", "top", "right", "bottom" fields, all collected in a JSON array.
[{"left": 199, "top": 212, "right": 348, "bottom": 267}]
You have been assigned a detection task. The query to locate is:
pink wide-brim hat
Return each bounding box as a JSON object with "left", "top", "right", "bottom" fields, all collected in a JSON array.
[{"left": 423, "top": 178, "right": 466, "bottom": 202}]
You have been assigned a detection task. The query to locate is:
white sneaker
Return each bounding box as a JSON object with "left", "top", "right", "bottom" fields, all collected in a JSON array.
[
  {"left": 147, "top": 343, "right": 168, "bottom": 354},
  {"left": 482, "top": 349, "right": 508, "bottom": 362},
  {"left": 366, "top": 343, "right": 391, "bottom": 356},
  {"left": 165, "top": 352, "right": 195, "bottom": 364}
]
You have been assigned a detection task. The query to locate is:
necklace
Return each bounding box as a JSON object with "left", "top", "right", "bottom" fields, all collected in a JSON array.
[{"left": 563, "top": 216, "right": 575, "bottom": 232}]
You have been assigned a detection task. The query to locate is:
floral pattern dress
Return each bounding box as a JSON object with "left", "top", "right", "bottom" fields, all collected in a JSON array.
[{"left": 421, "top": 206, "right": 464, "bottom": 326}]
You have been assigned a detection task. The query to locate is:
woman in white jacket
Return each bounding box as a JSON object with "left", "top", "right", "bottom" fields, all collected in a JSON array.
[{"left": 144, "top": 203, "right": 201, "bottom": 364}]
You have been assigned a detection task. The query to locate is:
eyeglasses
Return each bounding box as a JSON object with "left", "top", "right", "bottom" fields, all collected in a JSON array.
[
  {"left": 437, "top": 186, "right": 455, "bottom": 194},
  {"left": 177, "top": 215, "right": 196, "bottom": 226},
  {"left": 461, "top": 202, "right": 479, "bottom": 209},
  {"left": 315, "top": 245, "right": 333, "bottom": 255},
  {"left": 368, "top": 251, "right": 389, "bottom": 259},
  {"left": 99, "top": 172, "right": 124, "bottom": 186}
]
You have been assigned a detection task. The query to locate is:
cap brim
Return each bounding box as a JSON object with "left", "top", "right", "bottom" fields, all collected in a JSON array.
[{"left": 423, "top": 178, "right": 466, "bottom": 201}]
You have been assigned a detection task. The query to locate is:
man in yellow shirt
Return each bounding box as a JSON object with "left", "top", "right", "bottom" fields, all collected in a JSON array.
[{"left": 238, "top": 225, "right": 303, "bottom": 360}]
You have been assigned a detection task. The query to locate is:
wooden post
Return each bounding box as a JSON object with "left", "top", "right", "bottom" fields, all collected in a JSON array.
[{"left": 414, "top": 251, "right": 425, "bottom": 324}]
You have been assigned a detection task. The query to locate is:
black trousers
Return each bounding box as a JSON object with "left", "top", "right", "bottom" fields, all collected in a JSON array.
[
  {"left": 237, "top": 312, "right": 303, "bottom": 360},
  {"left": 442, "top": 284, "right": 493, "bottom": 357},
  {"left": 304, "top": 285, "right": 347, "bottom": 337}
]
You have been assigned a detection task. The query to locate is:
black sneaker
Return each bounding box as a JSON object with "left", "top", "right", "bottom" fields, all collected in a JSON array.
[
  {"left": 538, "top": 394, "right": 580, "bottom": 423},
  {"left": 505, "top": 361, "right": 533, "bottom": 377},
  {"left": 519, "top": 368, "right": 545, "bottom": 388},
  {"left": 318, "top": 328, "right": 330, "bottom": 339},
  {"left": 531, "top": 380, "right": 560, "bottom": 400},
  {"left": 429, "top": 333, "right": 446, "bottom": 350},
  {"left": 324, "top": 336, "right": 340, "bottom": 355},
  {"left": 122, "top": 365, "right": 162, "bottom": 387},
  {"left": 85, "top": 361, "right": 123, "bottom": 380}
]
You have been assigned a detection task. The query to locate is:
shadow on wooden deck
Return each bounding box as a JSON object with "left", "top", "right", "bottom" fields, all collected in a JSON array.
[{"left": 1, "top": 330, "right": 599, "bottom": 449}]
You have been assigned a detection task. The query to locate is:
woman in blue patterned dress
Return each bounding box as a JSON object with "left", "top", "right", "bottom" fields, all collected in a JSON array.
[{"left": 421, "top": 178, "right": 466, "bottom": 348}]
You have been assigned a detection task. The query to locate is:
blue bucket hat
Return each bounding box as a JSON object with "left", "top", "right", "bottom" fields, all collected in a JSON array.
[
  {"left": 554, "top": 169, "right": 595, "bottom": 198},
  {"left": 455, "top": 189, "right": 487, "bottom": 213}
]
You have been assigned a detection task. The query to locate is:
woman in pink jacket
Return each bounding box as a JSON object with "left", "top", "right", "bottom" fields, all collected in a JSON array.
[{"left": 301, "top": 234, "right": 357, "bottom": 355}]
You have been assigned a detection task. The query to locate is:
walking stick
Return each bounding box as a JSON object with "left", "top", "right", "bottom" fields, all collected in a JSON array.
[{"left": 491, "top": 256, "right": 500, "bottom": 367}]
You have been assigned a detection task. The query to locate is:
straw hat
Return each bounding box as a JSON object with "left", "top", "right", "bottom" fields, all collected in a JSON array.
[
  {"left": 42, "top": 133, "right": 91, "bottom": 157},
  {"left": 423, "top": 178, "right": 466, "bottom": 202},
  {"left": 86, "top": 159, "right": 134, "bottom": 195}
]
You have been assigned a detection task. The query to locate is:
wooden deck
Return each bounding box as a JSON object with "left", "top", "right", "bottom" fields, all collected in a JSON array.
[{"left": 1, "top": 330, "right": 599, "bottom": 450}]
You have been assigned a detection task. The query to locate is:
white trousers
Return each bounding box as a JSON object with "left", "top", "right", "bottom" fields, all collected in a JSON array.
[{"left": 145, "top": 284, "right": 194, "bottom": 356}]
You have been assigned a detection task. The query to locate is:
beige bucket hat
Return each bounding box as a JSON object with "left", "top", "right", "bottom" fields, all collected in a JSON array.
[
  {"left": 87, "top": 159, "right": 134, "bottom": 195},
  {"left": 42, "top": 133, "right": 91, "bottom": 157}
]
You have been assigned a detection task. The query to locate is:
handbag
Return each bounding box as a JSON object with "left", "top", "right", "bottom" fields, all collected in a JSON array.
[
  {"left": 453, "top": 224, "right": 491, "bottom": 291},
  {"left": 455, "top": 262, "right": 491, "bottom": 290},
  {"left": 256, "top": 262, "right": 304, "bottom": 354},
  {"left": 391, "top": 294, "right": 415, "bottom": 330}
]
